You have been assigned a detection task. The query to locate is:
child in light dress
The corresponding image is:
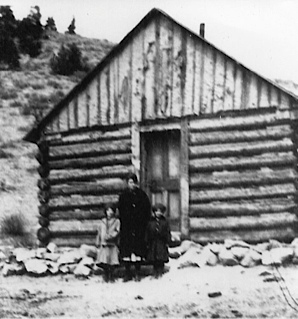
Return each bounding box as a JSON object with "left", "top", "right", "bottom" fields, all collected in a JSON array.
[{"left": 96, "top": 204, "right": 120, "bottom": 282}]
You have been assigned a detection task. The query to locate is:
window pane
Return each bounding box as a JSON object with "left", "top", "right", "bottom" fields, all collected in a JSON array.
[
  {"left": 168, "top": 192, "right": 180, "bottom": 219},
  {"left": 168, "top": 136, "right": 180, "bottom": 178},
  {"left": 149, "top": 139, "right": 163, "bottom": 180}
]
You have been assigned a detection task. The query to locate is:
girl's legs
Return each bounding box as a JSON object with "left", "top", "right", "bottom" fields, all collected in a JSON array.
[
  {"left": 109, "top": 265, "right": 115, "bottom": 283},
  {"left": 103, "top": 265, "right": 110, "bottom": 282}
]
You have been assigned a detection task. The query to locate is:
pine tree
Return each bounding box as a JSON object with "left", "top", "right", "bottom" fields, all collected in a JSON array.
[
  {"left": 67, "top": 17, "right": 76, "bottom": 35},
  {"left": 0, "top": 6, "right": 19, "bottom": 69},
  {"left": 45, "top": 17, "right": 57, "bottom": 32},
  {"left": 17, "top": 6, "right": 43, "bottom": 57}
]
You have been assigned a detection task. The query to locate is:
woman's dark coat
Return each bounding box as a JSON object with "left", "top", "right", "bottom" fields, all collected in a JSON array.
[
  {"left": 145, "top": 215, "right": 171, "bottom": 263},
  {"left": 118, "top": 187, "right": 151, "bottom": 259}
]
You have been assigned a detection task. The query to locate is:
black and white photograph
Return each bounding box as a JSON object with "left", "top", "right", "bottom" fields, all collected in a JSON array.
[{"left": 1, "top": 0, "right": 298, "bottom": 318}]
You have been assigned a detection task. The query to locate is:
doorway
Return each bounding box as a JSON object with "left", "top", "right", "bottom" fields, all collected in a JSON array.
[{"left": 142, "top": 130, "right": 181, "bottom": 231}]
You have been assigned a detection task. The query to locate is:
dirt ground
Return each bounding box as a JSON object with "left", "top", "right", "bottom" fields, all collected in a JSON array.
[{"left": 1, "top": 259, "right": 298, "bottom": 319}]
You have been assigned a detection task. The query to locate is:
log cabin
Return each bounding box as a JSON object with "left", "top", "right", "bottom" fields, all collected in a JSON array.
[{"left": 25, "top": 8, "right": 298, "bottom": 247}]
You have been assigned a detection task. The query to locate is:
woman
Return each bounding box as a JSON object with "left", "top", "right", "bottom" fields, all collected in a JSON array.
[{"left": 118, "top": 173, "right": 151, "bottom": 281}]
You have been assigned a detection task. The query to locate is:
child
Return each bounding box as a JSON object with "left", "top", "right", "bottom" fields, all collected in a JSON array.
[
  {"left": 145, "top": 203, "right": 171, "bottom": 278},
  {"left": 96, "top": 204, "right": 120, "bottom": 282}
]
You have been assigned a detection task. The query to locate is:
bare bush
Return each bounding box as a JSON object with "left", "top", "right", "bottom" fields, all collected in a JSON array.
[{"left": 0, "top": 213, "right": 27, "bottom": 236}]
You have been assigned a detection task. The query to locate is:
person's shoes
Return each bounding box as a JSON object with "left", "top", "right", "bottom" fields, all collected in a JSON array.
[{"left": 123, "top": 273, "right": 132, "bottom": 282}]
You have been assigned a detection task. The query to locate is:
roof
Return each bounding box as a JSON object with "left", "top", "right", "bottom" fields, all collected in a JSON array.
[{"left": 24, "top": 8, "right": 298, "bottom": 143}]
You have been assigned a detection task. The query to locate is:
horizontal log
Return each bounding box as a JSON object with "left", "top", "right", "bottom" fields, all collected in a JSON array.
[
  {"left": 48, "top": 194, "right": 118, "bottom": 210},
  {"left": 49, "top": 209, "right": 105, "bottom": 221},
  {"left": 190, "top": 169, "right": 296, "bottom": 189},
  {"left": 49, "top": 165, "right": 134, "bottom": 184},
  {"left": 49, "top": 153, "right": 132, "bottom": 170},
  {"left": 189, "top": 110, "right": 291, "bottom": 132},
  {"left": 47, "top": 127, "right": 131, "bottom": 146},
  {"left": 50, "top": 236, "right": 97, "bottom": 247},
  {"left": 189, "top": 198, "right": 296, "bottom": 217},
  {"left": 39, "top": 216, "right": 49, "bottom": 227},
  {"left": 190, "top": 183, "right": 296, "bottom": 203},
  {"left": 37, "top": 178, "right": 51, "bottom": 190},
  {"left": 39, "top": 204, "right": 50, "bottom": 217},
  {"left": 51, "top": 178, "right": 125, "bottom": 197},
  {"left": 189, "top": 212, "right": 298, "bottom": 231},
  {"left": 38, "top": 165, "right": 50, "bottom": 178},
  {"left": 190, "top": 125, "right": 292, "bottom": 145},
  {"left": 189, "top": 139, "right": 293, "bottom": 159},
  {"left": 49, "top": 139, "right": 131, "bottom": 160},
  {"left": 37, "top": 227, "right": 51, "bottom": 243},
  {"left": 190, "top": 227, "right": 297, "bottom": 244},
  {"left": 49, "top": 220, "right": 99, "bottom": 236},
  {"left": 189, "top": 152, "right": 296, "bottom": 172},
  {"left": 35, "top": 151, "right": 48, "bottom": 165}
]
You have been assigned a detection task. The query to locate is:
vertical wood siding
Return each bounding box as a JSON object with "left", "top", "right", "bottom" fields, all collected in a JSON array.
[{"left": 44, "top": 14, "right": 294, "bottom": 139}]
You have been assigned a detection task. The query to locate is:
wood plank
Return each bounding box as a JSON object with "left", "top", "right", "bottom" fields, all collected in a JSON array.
[
  {"left": 143, "top": 20, "right": 156, "bottom": 119},
  {"left": 189, "top": 152, "right": 296, "bottom": 172},
  {"left": 189, "top": 110, "right": 291, "bottom": 132},
  {"left": 189, "top": 125, "right": 292, "bottom": 145},
  {"left": 213, "top": 51, "right": 225, "bottom": 113},
  {"left": 189, "top": 139, "right": 293, "bottom": 159},
  {"left": 47, "top": 127, "right": 131, "bottom": 146},
  {"left": 49, "top": 139, "right": 131, "bottom": 159},
  {"left": 190, "top": 227, "right": 296, "bottom": 244},
  {"left": 223, "top": 59, "right": 235, "bottom": 111},
  {"left": 49, "top": 153, "right": 131, "bottom": 170},
  {"left": 88, "top": 79, "right": 98, "bottom": 127},
  {"left": 131, "top": 29, "right": 144, "bottom": 122},
  {"left": 171, "top": 23, "right": 183, "bottom": 117},
  {"left": 51, "top": 178, "right": 125, "bottom": 196},
  {"left": 49, "top": 209, "right": 105, "bottom": 221},
  {"left": 190, "top": 168, "right": 296, "bottom": 188},
  {"left": 180, "top": 119, "right": 189, "bottom": 237},
  {"left": 48, "top": 194, "right": 118, "bottom": 210},
  {"left": 50, "top": 165, "right": 133, "bottom": 184},
  {"left": 189, "top": 198, "right": 296, "bottom": 217},
  {"left": 189, "top": 212, "right": 297, "bottom": 231},
  {"left": 190, "top": 183, "right": 296, "bottom": 203},
  {"left": 201, "top": 45, "right": 214, "bottom": 114}
]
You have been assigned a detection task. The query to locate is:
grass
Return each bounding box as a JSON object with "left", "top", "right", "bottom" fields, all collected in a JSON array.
[{"left": 0, "top": 213, "right": 27, "bottom": 236}]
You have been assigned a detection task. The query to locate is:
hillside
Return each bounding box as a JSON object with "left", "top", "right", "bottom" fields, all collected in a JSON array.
[{"left": 0, "top": 31, "right": 114, "bottom": 245}]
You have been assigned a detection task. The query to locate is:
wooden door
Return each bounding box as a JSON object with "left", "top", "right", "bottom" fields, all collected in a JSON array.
[{"left": 142, "top": 130, "right": 181, "bottom": 231}]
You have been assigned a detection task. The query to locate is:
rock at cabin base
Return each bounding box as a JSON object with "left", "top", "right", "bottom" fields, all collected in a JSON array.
[
  {"left": 80, "top": 244, "right": 97, "bottom": 259},
  {"left": 74, "top": 263, "right": 91, "bottom": 277},
  {"left": 24, "top": 258, "right": 48, "bottom": 275},
  {"left": 177, "top": 246, "right": 202, "bottom": 269},
  {"left": 240, "top": 250, "right": 262, "bottom": 268},
  {"left": 218, "top": 248, "right": 238, "bottom": 266}
]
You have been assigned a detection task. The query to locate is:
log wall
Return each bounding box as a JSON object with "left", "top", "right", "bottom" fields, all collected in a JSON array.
[
  {"left": 43, "top": 14, "right": 295, "bottom": 135},
  {"left": 37, "top": 125, "right": 133, "bottom": 246},
  {"left": 188, "top": 109, "right": 298, "bottom": 244}
]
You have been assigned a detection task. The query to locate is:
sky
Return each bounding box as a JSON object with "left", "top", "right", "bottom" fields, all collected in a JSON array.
[{"left": 2, "top": 0, "right": 298, "bottom": 83}]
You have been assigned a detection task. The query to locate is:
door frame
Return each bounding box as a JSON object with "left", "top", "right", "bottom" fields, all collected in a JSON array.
[{"left": 136, "top": 120, "right": 189, "bottom": 237}]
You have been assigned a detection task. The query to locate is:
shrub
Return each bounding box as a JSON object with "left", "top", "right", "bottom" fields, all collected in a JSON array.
[
  {"left": 0, "top": 89, "right": 18, "bottom": 100},
  {"left": 10, "top": 99, "right": 24, "bottom": 108},
  {"left": 50, "top": 42, "right": 88, "bottom": 76},
  {"left": 1, "top": 213, "right": 27, "bottom": 236},
  {"left": 13, "top": 78, "right": 30, "bottom": 89}
]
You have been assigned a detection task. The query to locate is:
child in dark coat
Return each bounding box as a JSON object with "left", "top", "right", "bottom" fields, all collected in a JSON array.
[{"left": 145, "top": 203, "right": 171, "bottom": 278}]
